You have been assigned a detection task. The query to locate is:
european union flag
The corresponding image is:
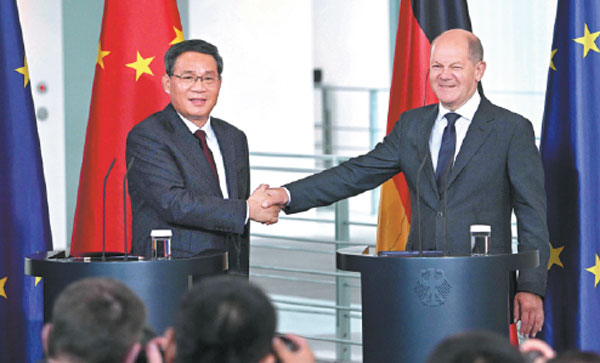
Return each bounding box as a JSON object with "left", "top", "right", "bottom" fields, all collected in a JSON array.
[
  {"left": 541, "top": 0, "right": 600, "bottom": 353},
  {"left": 0, "top": 1, "right": 53, "bottom": 361}
]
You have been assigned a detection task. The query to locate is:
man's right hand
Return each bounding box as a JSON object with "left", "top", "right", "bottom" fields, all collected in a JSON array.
[
  {"left": 262, "top": 187, "right": 289, "bottom": 208},
  {"left": 248, "top": 184, "right": 281, "bottom": 224}
]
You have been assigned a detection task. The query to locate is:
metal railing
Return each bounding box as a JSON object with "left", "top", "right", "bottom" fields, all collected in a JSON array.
[
  {"left": 248, "top": 84, "right": 388, "bottom": 362},
  {"left": 314, "top": 84, "right": 388, "bottom": 155},
  {"left": 249, "top": 152, "right": 377, "bottom": 362},
  {"left": 314, "top": 84, "right": 390, "bottom": 216}
]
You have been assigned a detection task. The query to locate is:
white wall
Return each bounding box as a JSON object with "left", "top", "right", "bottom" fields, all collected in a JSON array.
[
  {"left": 313, "top": 0, "right": 390, "bottom": 88},
  {"left": 310, "top": 0, "right": 392, "bottom": 216},
  {"left": 469, "top": 0, "right": 558, "bottom": 137},
  {"left": 313, "top": 0, "right": 391, "bottom": 156},
  {"left": 188, "top": 0, "right": 315, "bottom": 169},
  {"left": 18, "top": 0, "right": 67, "bottom": 250}
]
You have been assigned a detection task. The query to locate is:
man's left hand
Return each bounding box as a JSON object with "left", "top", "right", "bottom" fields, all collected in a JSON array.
[{"left": 514, "top": 292, "right": 544, "bottom": 338}]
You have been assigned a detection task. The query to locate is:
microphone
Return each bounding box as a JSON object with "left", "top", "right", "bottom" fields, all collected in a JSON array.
[
  {"left": 123, "top": 157, "right": 136, "bottom": 260},
  {"left": 415, "top": 153, "right": 430, "bottom": 257},
  {"left": 102, "top": 158, "right": 117, "bottom": 261},
  {"left": 442, "top": 155, "right": 454, "bottom": 256}
]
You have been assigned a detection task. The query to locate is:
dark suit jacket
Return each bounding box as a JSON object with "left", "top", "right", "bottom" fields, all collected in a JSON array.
[
  {"left": 284, "top": 97, "right": 550, "bottom": 296},
  {"left": 126, "top": 104, "right": 250, "bottom": 274}
]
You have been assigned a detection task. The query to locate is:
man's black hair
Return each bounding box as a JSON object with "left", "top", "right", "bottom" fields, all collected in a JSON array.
[
  {"left": 426, "top": 331, "right": 526, "bottom": 363},
  {"left": 164, "top": 39, "right": 223, "bottom": 76},
  {"left": 174, "top": 275, "right": 276, "bottom": 363},
  {"left": 550, "top": 351, "right": 600, "bottom": 363},
  {"left": 47, "top": 277, "right": 147, "bottom": 363}
]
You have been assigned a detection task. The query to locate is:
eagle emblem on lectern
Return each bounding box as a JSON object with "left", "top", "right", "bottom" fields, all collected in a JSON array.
[{"left": 414, "top": 268, "right": 451, "bottom": 307}]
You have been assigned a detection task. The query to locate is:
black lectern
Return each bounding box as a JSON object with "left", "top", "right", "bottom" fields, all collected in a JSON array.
[
  {"left": 25, "top": 251, "right": 227, "bottom": 333},
  {"left": 337, "top": 247, "right": 539, "bottom": 363}
]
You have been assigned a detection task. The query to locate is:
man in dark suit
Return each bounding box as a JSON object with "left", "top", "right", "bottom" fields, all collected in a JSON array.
[
  {"left": 263, "top": 29, "right": 549, "bottom": 337},
  {"left": 126, "top": 39, "right": 279, "bottom": 275}
]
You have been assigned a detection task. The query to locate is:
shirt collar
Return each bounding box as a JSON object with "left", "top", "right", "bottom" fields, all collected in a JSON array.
[
  {"left": 178, "top": 113, "right": 215, "bottom": 140},
  {"left": 437, "top": 90, "right": 481, "bottom": 122}
]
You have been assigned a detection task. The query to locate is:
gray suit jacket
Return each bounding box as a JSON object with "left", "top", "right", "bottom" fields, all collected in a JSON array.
[
  {"left": 126, "top": 104, "right": 250, "bottom": 274},
  {"left": 284, "top": 97, "right": 549, "bottom": 296}
]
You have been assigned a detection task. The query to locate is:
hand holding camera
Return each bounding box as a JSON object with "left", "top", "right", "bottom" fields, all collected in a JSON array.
[{"left": 272, "top": 334, "right": 315, "bottom": 363}]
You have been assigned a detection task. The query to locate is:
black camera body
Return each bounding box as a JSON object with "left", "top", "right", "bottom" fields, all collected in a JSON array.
[{"left": 135, "top": 326, "right": 164, "bottom": 363}]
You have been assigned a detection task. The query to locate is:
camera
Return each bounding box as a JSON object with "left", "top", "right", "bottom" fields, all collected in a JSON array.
[
  {"left": 135, "top": 326, "right": 165, "bottom": 363},
  {"left": 274, "top": 334, "right": 298, "bottom": 363},
  {"left": 523, "top": 350, "right": 544, "bottom": 363}
]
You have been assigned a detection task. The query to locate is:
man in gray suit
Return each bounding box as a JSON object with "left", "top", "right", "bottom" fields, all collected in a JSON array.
[
  {"left": 126, "top": 39, "right": 279, "bottom": 275},
  {"left": 263, "top": 29, "right": 549, "bottom": 337}
]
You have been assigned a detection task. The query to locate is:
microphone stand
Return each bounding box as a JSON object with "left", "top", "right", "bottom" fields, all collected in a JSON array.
[
  {"left": 123, "top": 157, "right": 135, "bottom": 260},
  {"left": 102, "top": 158, "right": 117, "bottom": 261},
  {"left": 442, "top": 159, "right": 453, "bottom": 256},
  {"left": 416, "top": 153, "right": 430, "bottom": 257},
  {"left": 417, "top": 68, "right": 431, "bottom": 257}
]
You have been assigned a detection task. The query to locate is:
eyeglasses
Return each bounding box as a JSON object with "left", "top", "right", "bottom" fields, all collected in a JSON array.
[{"left": 172, "top": 73, "right": 220, "bottom": 87}]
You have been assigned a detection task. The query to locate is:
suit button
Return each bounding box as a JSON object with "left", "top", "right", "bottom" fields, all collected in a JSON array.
[{"left": 437, "top": 211, "right": 444, "bottom": 217}]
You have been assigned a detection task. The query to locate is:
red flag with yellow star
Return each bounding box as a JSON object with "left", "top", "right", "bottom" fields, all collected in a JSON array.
[{"left": 71, "top": 0, "right": 183, "bottom": 256}]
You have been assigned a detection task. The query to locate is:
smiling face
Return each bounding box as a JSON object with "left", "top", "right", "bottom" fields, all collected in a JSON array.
[
  {"left": 162, "top": 51, "right": 221, "bottom": 127},
  {"left": 429, "top": 30, "right": 486, "bottom": 111}
]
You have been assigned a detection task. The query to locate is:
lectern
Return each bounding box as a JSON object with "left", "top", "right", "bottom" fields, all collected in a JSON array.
[
  {"left": 337, "top": 247, "right": 539, "bottom": 363},
  {"left": 25, "top": 251, "right": 227, "bottom": 333}
]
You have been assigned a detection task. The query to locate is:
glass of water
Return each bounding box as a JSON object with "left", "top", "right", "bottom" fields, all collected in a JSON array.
[
  {"left": 470, "top": 225, "right": 491, "bottom": 255},
  {"left": 151, "top": 229, "right": 172, "bottom": 259}
]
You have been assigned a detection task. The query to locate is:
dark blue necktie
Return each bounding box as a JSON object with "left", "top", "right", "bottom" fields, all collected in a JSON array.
[{"left": 436, "top": 112, "right": 461, "bottom": 190}]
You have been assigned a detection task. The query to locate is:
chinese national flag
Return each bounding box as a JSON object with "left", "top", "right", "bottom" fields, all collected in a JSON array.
[
  {"left": 376, "top": 0, "right": 473, "bottom": 252},
  {"left": 71, "top": 0, "right": 183, "bottom": 256}
]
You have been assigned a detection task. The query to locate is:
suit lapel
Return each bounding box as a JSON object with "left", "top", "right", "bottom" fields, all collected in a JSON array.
[
  {"left": 447, "top": 97, "right": 494, "bottom": 187},
  {"left": 163, "top": 105, "right": 223, "bottom": 196},
  {"left": 212, "top": 118, "right": 239, "bottom": 200}
]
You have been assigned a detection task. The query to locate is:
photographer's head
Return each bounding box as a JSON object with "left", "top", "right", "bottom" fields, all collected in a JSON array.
[
  {"left": 42, "top": 277, "right": 147, "bottom": 363},
  {"left": 166, "top": 275, "right": 276, "bottom": 363},
  {"left": 550, "top": 351, "right": 600, "bottom": 363},
  {"left": 427, "top": 331, "right": 526, "bottom": 363}
]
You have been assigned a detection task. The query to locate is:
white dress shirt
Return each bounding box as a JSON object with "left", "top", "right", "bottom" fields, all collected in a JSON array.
[
  {"left": 178, "top": 114, "right": 229, "bottom": 199},
  {"left": 429, "top": 91, "right": 481, "bottom": 170}
]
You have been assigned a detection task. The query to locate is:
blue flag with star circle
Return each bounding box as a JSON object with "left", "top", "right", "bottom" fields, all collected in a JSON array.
[
  {"left": 540, "top": 0, "right": 600, "bottom": 353},
  {"left": 0, "top": 0, "right": 53, "bottom": 361}
]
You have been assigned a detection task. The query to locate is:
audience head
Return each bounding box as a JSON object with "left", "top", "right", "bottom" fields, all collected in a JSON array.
[
  {"left": 550, "top": 351, "right": 600, "bottom": 363},
  {"left": 42, "top": 277, "right": 147, "bottom": 363},
  {"left": 426, "top": 331, "right": 526, "bottom": 363},
  {"left": 167, "top": 275, "right": 276, "bottom": 363}
]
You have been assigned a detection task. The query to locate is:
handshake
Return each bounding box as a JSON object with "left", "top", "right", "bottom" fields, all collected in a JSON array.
[{"left": 248, "top": 184, "right": 289, "bottom": 224}]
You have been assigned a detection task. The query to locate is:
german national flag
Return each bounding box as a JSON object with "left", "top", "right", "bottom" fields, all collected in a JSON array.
[{"left": 376, "top": 0, "right": 473, "bottom": 252}]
